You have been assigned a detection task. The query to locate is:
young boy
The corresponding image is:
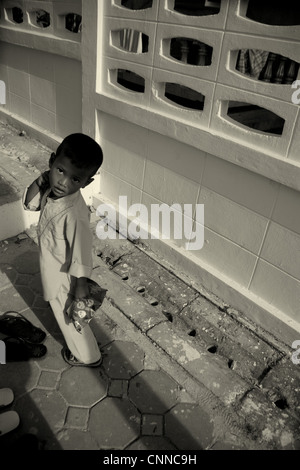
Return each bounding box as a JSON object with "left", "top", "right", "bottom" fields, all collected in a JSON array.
[{"left": 23, "top": 133, "right": 103, "bottom": 367}]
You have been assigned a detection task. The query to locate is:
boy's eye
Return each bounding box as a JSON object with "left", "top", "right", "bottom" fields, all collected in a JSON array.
[
  {"left": 73, "top": 178, "right": 80, "bottom": 183},
  {"left": 57, "top": 168, "right": 63, "bottom": 174}
]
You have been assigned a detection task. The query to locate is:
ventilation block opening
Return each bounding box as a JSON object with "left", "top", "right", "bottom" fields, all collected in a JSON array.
[
  {"left": 170, "top": 38, "right": 213, "bottom": 65},
  {"left": 11, "top": 7, "right": 23, "bottom": 24},
  {"left": 114, "top": 29, "right": 149, "bottom": 53},
  {"left": 117, "top": 69, "right": 145, "bottom": 93},
  {"left": 246, "top": 0, "right": 300, "bottom": 26},
  {"left": 32, "top": 10, "right": 50, "bottom": 28},
  {"left": 236, "top": 50, "right": 299, "bottom": 84},
  {"left": 174, "top": 0, "right": 221, "bottom": 16},
  {"left": 121, "top": 0, "right": 153, "bottom": 10},
  {"left": 227, "top": 101, "right": 285, "bottom": 135},
  {"left": 65, "top": 13, "right": 82, "bottom": 33},
  {"left": 165, "top": 83, "right": 205, "bottom": 110}
]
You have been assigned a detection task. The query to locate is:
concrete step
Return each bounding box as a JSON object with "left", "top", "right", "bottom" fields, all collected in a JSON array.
[
  {"left": 89, "top": 224, "right": 300, "bottom": 449},
  {"left": 1, "top": 119, "right": 299, "bottom": 449}
]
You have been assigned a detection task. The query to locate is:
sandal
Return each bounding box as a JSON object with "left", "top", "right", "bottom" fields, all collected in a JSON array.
[
  {"left": 0, "top": 410, "right": 20, "bottom": 436},
  {"left": 62, "top": 347, "right": 102, "bottom": 368},
  {"left": 3, "top": 337, "right": 47, "bottom": 361},
  {"left": 0, "top": 388, "right": 14, "bottom": 409},
  {"left": 0, "top": 311, "right": 46, "bottom": 344}
]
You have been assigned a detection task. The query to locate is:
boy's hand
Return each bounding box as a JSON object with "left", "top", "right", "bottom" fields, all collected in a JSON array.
[
  {"left": 36, "top": 171, "right": 50, "bottom": 189},
  {"left": 74, "top": 277, "right": 90, "bottom": 299},
  {"left": 68, "top": 279, "right": 107, "bottom": 333},
  {"left": 24, "top": 170, "right": 50, "bottom": 208},
  {"left": 68, "top": 298, "right": 95, "bottom": 333}
]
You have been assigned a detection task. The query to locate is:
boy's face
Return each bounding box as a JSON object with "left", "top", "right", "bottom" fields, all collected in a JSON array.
[{"left": 49, "top": 152, "right": 94, "bottom": 199}]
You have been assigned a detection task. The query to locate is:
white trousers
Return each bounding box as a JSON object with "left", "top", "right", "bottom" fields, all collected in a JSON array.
[{"left": 49, "top": 280, "right": 101, "bottom": 364}]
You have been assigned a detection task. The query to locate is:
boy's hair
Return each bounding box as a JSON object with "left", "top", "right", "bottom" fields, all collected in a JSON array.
[{"left": 55, "top": 133, "right": 103, "bottom": 175}]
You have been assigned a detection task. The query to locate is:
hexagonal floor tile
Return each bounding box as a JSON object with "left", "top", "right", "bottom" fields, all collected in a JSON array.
[
  {"left": 102, "top": 340, "right": 144, "bottom": 379},
  {"left": 55, "top": 428, "right": 99, "bottom": 450},
  {"left": 65, "top": 406, "right": 89, "bottom": 429},
  {"left": 29, "top": 273, "right": 44, "bottom": 295},
  {"left": 129, "top": 370, "right": 179, "bottom": 414},
  {"left": 165, "top": 403, "right": 215, "bottom": 450},
  {"left": 89, "top": 396, "right": 141, "bottom": 449},
  {"left": 0, "top": 360, "right": 40, "bottom": 397},
  {"left": 15, "top": 388, "right": 67, "bottom": 443},
  {"left": 15, "top": 273, "right": 34, "bottom": 287},
  {"left": 59, "top": 367, "right": 107, "bottom": 406},
  {"left": 37, "top": 370, "right": 60, "bottom": 389},
  {"left": 0, "top": 285, "right": 34, "bottom": 311},
  {"left": 0, "top": 264, "right": 17, "bottom": 287},
  {"left": 142, "top": 414, "right": 163, "bottom": 436},
  {"left": 13, "top": 250, "right": 40, "bottom": 274}
]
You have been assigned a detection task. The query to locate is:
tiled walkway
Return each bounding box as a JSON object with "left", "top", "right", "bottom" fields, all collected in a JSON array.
[
  {"left": 0, "top": 232, "right": 299, "bottom": 451},
  {"left": 0, "top": 122, "right": 299, "bottom": 451},
  {"left": 0, "top": 235, "right": 242, "bottom": 450}
]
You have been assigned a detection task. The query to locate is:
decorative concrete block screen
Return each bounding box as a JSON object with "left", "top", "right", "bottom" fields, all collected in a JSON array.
[
  {"left": 97, "top": 0, "right": 300, "bottom": 177},
  {"left": 94, "top": 0, "right": 300, "bottom": 342},
  {"left": 0, "top": 0, "right": 300, "bottom": 342},
  {"left": 0, "top": 0, "right": 83, "bottom": 138},
  {"left": 1, "top": 0, "right": 82, "bottom": 38}
]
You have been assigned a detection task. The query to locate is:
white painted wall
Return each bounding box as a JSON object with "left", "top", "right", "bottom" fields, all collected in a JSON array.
[
  {"left": 0, "top": 0, "right": 82, "bottom": 140},
  {"left": 0, "top": 0, "right": 299, "bottom": 344},
  {"left": 95, "top": 113, "right": 300, "bottom": 344},
  {"left": 0, "top": 43, "right": 82, "bottom": 138}
]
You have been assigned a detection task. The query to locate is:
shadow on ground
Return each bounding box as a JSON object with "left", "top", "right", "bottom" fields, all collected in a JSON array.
[{"left": 0, "top": 235, "right": 217, "bottom": 450}]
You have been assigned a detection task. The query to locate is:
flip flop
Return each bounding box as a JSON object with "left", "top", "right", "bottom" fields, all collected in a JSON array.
[
  {"left": 0, "top": 388, "right": 14, "bottom": 409},
  {"left": 62, "top": 347, "right": 102, "bottom": 368},
  {"left": 0, "top": 311, "right": 46, "bottom": 344},
  {"left": 0, "top": 410, "right": 20, "bottom": 436},
  {"left": 4, "top": 337, "right": 47, "bottom": 361}
]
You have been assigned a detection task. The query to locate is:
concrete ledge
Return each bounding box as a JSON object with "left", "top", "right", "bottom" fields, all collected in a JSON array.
[
  {"left": 0, "top": 110, "right": 60, "bottom": 151},
  {"left": 90, "top": 258, "right": 252, "bottom": 407},
  {"left": 93, "top": 193, "right": 299, "bottom": 348},
  {"left": 0, "top": 27, "right": 81, "bottom": 60},
  {"left": 147, "top": 322, "right": 250, "bottom": 406},
  {"left": 95, "top": 95, "right": 300, "bottom": 192},
  {"left": 142, "top": 236, "right": 300, "bottom": 347}
]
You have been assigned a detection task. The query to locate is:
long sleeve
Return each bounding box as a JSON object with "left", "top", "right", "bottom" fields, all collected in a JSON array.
[
  {"left": 66, "top": 211, "right": 93, "bottom": 279},
  {"left": 22, "top": 186, "right": 42, "bottom": 211}
]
